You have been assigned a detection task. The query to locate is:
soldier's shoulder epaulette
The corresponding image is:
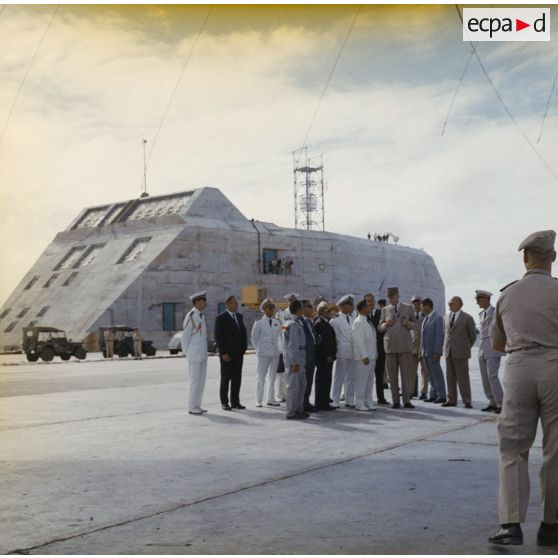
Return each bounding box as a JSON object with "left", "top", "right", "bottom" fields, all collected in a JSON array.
[
  {"left": 255, "top": 316, "right": 262, "bottom": 321},
  {"left": 500, "top": 280, "right": 519, "bottom": 293},
  {"left": 188, "top": 309, "right": 195, "bottom": 316}
]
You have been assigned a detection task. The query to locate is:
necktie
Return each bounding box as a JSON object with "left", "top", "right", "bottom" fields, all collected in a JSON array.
[
  {"left": 450, "top": 313, "right": 455, "bottom": 328},
  {"left": 269, "top": 318, "right": 272, "bottom": 326},
  {"left": 395, "top": 305, "right": 398, "bottom": 314},
  {"left": 416, "top": 312, "right": 419, "bottom": 320},
  {"left": 232, "top": 313, "right": 239, "bottom": 327},
  {"left": 346, "top": 314, "right": 350, "bottom": 324},
  {"left": 482, "top": 310, "right": 486, "bottom": 321}
]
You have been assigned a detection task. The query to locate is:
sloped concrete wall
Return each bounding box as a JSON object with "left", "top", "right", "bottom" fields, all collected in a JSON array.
[{"left": 102, "top": 221, "right": 445, "bottom": 349}]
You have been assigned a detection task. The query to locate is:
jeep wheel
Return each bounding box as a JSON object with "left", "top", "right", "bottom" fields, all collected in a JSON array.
[
  {"left": 144, "top": 346, "right": 156, "bottom": 357},
  {"left": 60, "top": 354, "right": 71, "bottom": 361},
  {"left": 40, "top": 347, "right": 55, "bottom": 362},
  {"left": 169, "top": 349, "right": 178, "bottom": 355},
  {"left": 26, "top": 353, "right": 39, "bottom": 362},
  {"left": 75, "top": 347, "right": 86, "bottom": 360},
  {"left": 117, "top": 346, "right": 129, "bottom": 358}
]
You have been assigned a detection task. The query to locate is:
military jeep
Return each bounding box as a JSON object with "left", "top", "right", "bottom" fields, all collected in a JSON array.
[
  {"left": 98, "top": 326, "right": 157, "bottom": 358},
  {"left": 23, "top": 326, "right": 87, "bottom": 362}
]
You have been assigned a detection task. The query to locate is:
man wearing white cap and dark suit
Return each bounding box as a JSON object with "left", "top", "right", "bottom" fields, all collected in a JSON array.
[
  {"left": 489, "top": 229, "right": 558, "bottom": 547},
  {"left": 181, "top": 291, "right": 209, "bottom": 415},
  {"left": 410, "top": 295, "right": 427, "bottom": 399},
  {"left": 475, "top": 289, "right": 505, "bottom": 414},
  {"left": 251, "top": 298, "right": 281, "bottom": 407},
  {"left": 330, "top": 294, "right": 356, "bottom": 408}
]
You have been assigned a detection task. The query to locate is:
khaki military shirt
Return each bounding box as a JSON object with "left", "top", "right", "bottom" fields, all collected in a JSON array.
[{"left": 490, "top": 269, "right": 558, "bottom": 353}]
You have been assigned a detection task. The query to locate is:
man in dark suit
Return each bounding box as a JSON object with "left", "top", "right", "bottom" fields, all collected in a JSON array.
[
  {"left": 313, "top": 300, "right": 337, "bottom": 411},
  {"left": 364, "top": 293, "right": 389, "bottom": 405},
  {"left": 214, "top": 295, "right": 248, "bottom": 410},
  {"left": 300, "top": 299, "right": 317, "bottom": 412}
]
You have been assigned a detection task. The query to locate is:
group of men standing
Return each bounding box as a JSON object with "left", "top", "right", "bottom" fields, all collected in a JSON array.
[{"left": 180, "top": 286, "right": 507, "bottom": 419}]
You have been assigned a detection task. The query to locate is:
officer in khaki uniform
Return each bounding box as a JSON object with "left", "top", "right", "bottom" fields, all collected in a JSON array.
[
  {"left": 378, "top": 287, "right": 417, "bottom": 408},
  {"left": 488, "top": 230, "right": 558, "bottom": 547}
]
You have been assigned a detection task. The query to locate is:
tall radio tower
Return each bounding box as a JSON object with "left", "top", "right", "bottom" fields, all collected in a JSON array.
[{"left": 293, "top": 147, "right": 325, "bottom": 231}]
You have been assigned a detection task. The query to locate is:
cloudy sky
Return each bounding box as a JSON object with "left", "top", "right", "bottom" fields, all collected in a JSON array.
[{"left": 0, "top": 4, "right": 557, "bottom": 318}]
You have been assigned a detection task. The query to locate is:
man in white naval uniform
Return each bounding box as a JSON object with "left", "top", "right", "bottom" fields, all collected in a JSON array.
[
  {"left": 251, "top": 298, "right": 281, "bottom": 407},
  {"left": 352, "top": 299, "right": 378, "bottom": 411},
  {"left": 330, "top": 294, "right": 356, "bottom": 408},
  {"left": 275, "top": 293, "right": 299, "bottom": 402},
  {"left": 281, "top": 299, "right": 308, "bottom": 420},
  {"left": 181, "top": 291, "right": 208, "bottom": 415},
  {"left": 475, "top": 289, "right": 505, "bottom": 414}
]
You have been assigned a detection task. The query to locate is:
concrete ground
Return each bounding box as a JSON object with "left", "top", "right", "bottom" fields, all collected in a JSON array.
[{"left": 0, "top": 348, "right": 551, "bottom": 554}]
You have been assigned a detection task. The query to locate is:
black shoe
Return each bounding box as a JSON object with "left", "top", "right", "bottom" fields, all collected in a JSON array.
[
  {"left": 287, "top": 413, "right": 302, "bottom": 420},
  {"left": 441, "top": 402, "right": 456, "bottom": 407},
  {"left": 267, "top": 402, "right": 280, "bottom": 407},
  {"left": 295, "top": 412, "right": 309, "bottom": 419},
  {"left": 391, "top": 403, "right": 401, "bottom": 409},
  {"left": 419, "top": 394, "right": 428, "bottom": 400},
  {"left": 488, "top": 524, "right": 523, "bottom": 545},
  {"left": 464, "top": 403, "right": 473, "bottom": 409},
  {"left": 434, "top": 398, "right": 446, "bottom": 404},
  {"left": 377, "top": 399, "right": 390, "bottom": 405},
  {"left": 317, "top": 405, "right": 336, "bottom": 411},
  {"left": 481, "top": 405, "right": 496, "bottom": 412},
  {"left": 304, "top": 404, "right": 316, "bottom": 412},
  {"left": 404, "top": 402, "right": 415, "bottom": 409},
  {"left": 537, "top": 522, "right": 558, "bottom": 547},
  {"left": 232, "top": 404, "right": 246, "bottom": 410},
  {"left": 494, "top": 407, "right": 502, "bottom": 414},
  {"left": 425, "top": 397, "right": 437, "bottom": 403},
  {"left": 222, "top": 404, "right": 232, "bottom": 411},
  {"left": 344, "top": 404, "right": 355, "bottom": 409}
]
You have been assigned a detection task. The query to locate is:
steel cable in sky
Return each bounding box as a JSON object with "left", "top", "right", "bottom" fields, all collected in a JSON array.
[
  {"left": 295, "top": 6, "right": 362, "bottom": 167},
  {"left": 455, "top": 4, "right": 558, "bottom": 182},
  {"left": 0, "top": 5, "right": 60, "bottom": 149}
]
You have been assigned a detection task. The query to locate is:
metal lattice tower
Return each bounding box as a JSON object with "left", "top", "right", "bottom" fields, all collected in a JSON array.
[{"left": 293, "top": 147, "right": 325, "bottom": 231}]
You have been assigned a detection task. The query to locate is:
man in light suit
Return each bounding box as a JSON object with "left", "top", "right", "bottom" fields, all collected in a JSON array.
[
  {"left": 352, "top": 299, "right": 378, "bottom": 411},
  {"left": 420, "top": 298, "right": 446, "bottom": 404},
  {"left": 475, "top": 290, "right": 505, "bottom": 414},
  {"left": 181, "top": 291, "right": 209, "bottom": 415},
  {"left": 378, "top": 286, "right": 418, "bottom": 409},
  {"left": 282, "top": 299, "right": 308, "bottom": 420},
  {"left": 330, "top": 294, "right": 356, "bottom": 408},
  {"left": 214, "top": 295, "right": 248, "bottom": 411},
  {"left": 442, "top": 296, "right": 477, "bottom": 408}
]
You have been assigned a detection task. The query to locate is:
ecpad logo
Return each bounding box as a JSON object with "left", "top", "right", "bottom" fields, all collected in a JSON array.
[{"left": 463, "top": 8, "right": 550, "bottom": 42}]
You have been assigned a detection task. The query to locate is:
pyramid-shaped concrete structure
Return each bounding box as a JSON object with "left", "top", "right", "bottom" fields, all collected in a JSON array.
[{"left": 0, "top": 187, "right": 445, "bottom": 351}]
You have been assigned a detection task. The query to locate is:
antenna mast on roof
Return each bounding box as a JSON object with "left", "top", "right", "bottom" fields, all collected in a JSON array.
[
  {"left": 141, "top": 138, "right": 149, "bottom": 198},
  {"left": 293, "top": 146, "right": 325, "bottom": 231}
]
